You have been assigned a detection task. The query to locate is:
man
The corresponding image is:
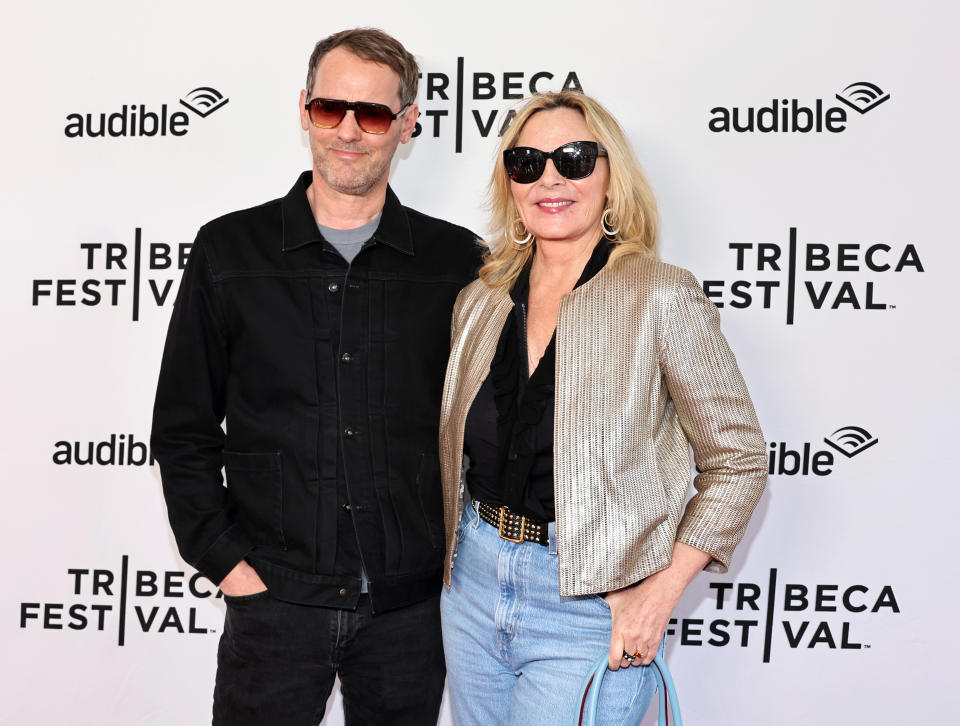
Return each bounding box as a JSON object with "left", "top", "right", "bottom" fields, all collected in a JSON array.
[{"left": 151, "top": 28, "right": 481, "bottom": 725}]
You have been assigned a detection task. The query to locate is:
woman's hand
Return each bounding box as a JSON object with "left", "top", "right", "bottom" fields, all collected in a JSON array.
[{"left": 603, "top": 542, "right": 711, "bottom": 669}]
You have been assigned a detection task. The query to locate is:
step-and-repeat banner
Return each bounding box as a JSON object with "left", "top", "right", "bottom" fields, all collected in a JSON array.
[{"left": 2, "top": 1, "right": 957, "bottom": 724}]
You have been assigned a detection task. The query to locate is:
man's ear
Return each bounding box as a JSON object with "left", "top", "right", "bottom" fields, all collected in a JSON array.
[
  {"left": 299, "top": 90, "right": 310, "bottom": 132},
  {"left": 399, "top": 103, "right": 419, "bottom": 144}
]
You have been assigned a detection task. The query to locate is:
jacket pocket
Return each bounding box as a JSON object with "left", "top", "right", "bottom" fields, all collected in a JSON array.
[
  {"left": 222, "top": 589, "right": 271, "bottom": 604},
  {"left": 223, "top": 451, "right": 286, "bottom": 549},
  {"left": 415, "top": 450, "right": 444, "bottom": 550}
]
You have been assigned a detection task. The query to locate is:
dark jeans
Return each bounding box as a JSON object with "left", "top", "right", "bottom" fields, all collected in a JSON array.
[{"left": 213, "top": 591, "right": 445, "bottom": 726}]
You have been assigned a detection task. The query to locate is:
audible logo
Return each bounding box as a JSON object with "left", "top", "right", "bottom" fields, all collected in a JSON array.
[
  {"left": 178, "top": 87, "right": 230, "bottom": 117},
  {"left": 768, "top": 424, "right": 878, "bottom": 477},
  {"left": 64, "top": 86, "right": 228, "bottom": 138},
  {"left": 52, "top": 434, "right": 154, "bottom": 466},
  {"left": 834, "top": 82, "right": 890, "bottom": 115},
  {"left": 709, "top": 81, "right": 890, "bottom": 133},
  {"left": 667, "top": 569, "right": 900, "bottom": 662},
  {"left": 823, "top": 425, "right": 879, "bottom": 458}
]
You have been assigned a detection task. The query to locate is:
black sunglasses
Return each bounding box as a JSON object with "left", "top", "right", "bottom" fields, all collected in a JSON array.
[
  {"left": 305, "top": 97, "right": 410, "bottom": 135},
  {"left": 503, "top": 141, "right": 608, "bottom": 183}
]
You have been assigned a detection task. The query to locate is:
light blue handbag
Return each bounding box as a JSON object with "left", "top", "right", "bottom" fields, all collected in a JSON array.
[{"left": 577, "top": 654, "right": 683, "bottom": 726}]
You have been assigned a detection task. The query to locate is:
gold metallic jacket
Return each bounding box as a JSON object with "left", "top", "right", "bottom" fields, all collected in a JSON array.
[{"left": 440, "top": 253, "right": 767, "bottom": 596}]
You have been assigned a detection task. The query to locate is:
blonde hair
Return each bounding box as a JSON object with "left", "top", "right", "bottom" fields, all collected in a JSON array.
[{"left": 481, "top": 92, "right": 659, "bottom": 287}]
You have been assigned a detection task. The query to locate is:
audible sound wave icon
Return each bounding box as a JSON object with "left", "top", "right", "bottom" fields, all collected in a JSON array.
[
  {"left": 823, "top": 425, "right": 879, "bottom": 458},
  {"left": 835, "top": 82, "right": 890, "bottom": 115},
  {"left": 179, "top": 87, "right": 229, "bottom": 118}
]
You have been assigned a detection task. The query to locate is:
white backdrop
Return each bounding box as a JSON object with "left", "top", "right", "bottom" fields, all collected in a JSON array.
[{"left": 2, "top": 1, "right": 958, "bottom": 724}]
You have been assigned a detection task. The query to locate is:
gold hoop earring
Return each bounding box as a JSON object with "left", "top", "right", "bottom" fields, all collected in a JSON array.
[
  {"left": 509, "top": 218, "right": 533, "bottom": 247},
  {"left": 601, "top": 208, "right": 620, "bottom": 240}
]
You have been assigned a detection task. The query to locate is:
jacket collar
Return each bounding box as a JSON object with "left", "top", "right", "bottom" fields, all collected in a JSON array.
[{"left": 281, "top": 170, "right": 415, "bottom": 255}]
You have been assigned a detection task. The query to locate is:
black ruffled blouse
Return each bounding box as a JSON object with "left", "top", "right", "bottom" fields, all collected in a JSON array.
[{"left": 463, "top": 239, "right": 611, "bottom": 521}]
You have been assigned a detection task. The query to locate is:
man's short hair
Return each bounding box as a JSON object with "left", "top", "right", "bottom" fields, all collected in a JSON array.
[{"left": 306, "top": 28, "right": 419, "bottom": 109}]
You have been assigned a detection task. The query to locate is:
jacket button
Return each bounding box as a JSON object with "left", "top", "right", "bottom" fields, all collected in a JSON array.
[
  {"left": 339, "top": 588, "right": 348, "bottom": 596},
  {"left": 328, "top": 282, "right": 340, "bottom": 293},
  {"left": 340, "top": 352, "right": 353, "bottom": 363},
  {"left": 344, "top": 427, "right": 356, "bottom": 439}
]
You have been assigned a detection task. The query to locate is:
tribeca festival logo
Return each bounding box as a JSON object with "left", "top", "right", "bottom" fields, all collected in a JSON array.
[
  {"left": 31, "top": 229, "right": 191, "bottom": 321},
  {"left": 64, "top": 86, "right": 229, "bottom": 138},
  {"left": 768, "top": 424, "right": 879, "bottom": 477},
  {"left": 702, "top": 227, "right": 924, "bottom": 325},
  {"left": 708, "top": 81, "right": 890, "bottom": 133},
  {"left": 19, "top": 556, "right": 221, "bottom": 644},
  {"left": 667, "top": 569, "right": 900, "bottom": 662},
  {"left": 413, "top": 59, "right": 583, "bottom": 151}
]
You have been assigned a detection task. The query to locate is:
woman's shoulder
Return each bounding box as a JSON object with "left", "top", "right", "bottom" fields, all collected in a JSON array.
[
  {"left": 606, "top": 252, "right": 692, "bottom": 291},
  {"left": 453, "top": 277, "right": 509, "bottom": 326},
  {"left": 455, "top": 277, "right": 500, "bottom": 309},
  {"left": 457, "top": 276, "right": 492, "bottom": 300}
]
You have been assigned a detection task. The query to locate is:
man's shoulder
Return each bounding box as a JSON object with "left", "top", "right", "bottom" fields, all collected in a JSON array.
[
  {"left": 403, "top": 205, "right": 475, "bottom": 240},
  {"left": 200, "top": 195, "right": 285, "bottom": 240},
  {"left": 202, "top": 173, "right": 309, "bottom": 238},
  {"left": 401, "top": 204, "right": 480, "bottom": 248},
  {"left": 399, "top": 206, "right": 484, "bottom": 278},
  {"left": 192, "top": 193, "right": 290, "bottom": 274}
]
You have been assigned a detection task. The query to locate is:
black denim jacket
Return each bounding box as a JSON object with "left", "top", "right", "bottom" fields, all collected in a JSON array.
[{"left": 151, "top": 172, "right": 481, "bottom": 612}]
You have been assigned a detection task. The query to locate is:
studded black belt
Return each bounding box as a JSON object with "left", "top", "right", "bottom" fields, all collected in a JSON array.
[{"left": 475, "top": 500, "right": 549, "bottom": 546}]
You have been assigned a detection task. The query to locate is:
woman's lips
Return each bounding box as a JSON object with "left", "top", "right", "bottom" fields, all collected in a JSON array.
[{"left": 536, "top": 199, "right": 573, "bottom": 213}]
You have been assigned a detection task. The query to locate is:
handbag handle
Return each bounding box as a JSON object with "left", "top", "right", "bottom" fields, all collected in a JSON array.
[{"left": 577, "top": 654, "right": 683, "bottom": 726}]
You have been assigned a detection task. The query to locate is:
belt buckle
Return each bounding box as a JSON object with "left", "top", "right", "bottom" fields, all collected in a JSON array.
[{"left": 497, "top": 506, "right": 525, "bottom": 543}]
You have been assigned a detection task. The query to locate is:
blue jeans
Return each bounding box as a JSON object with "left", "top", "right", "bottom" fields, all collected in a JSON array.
[{"left": 441, "top": 503, "right": 660, "bottom": 726}]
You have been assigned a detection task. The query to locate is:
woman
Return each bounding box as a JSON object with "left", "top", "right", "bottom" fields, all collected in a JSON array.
[{"left": 439, "top": 91, "right": 766, "bottom": 725}]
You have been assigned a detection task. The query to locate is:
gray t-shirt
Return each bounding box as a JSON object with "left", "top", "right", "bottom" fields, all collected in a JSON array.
[{"left": 318, "top": 215, "right": 381, "bottom": 264}]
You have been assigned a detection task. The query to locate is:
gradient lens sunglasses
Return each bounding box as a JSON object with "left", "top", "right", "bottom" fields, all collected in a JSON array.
[
  {"left": 305, "top": 97, "right": 411, "bottom": 134},
  {"left": 503, "top": 141, "right": 608, "bottom": 184}
]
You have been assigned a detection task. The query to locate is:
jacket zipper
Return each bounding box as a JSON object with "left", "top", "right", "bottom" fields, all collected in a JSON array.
[{"left": 520, "top": 301, "right": 530, "bottom": 378}]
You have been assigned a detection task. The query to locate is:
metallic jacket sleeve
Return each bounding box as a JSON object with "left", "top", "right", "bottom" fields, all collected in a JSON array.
[{"left": 660, "top": 270, "right": 767, "bottom": 572}]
